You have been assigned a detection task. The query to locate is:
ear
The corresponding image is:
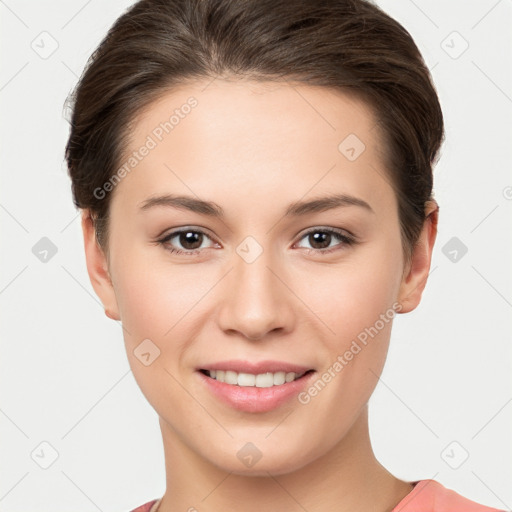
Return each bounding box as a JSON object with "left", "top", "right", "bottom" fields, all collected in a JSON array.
[
  {"left": 397, "top": 200, "right": 439, "bottom": 314},
  {"left": 81, "top": 210, "right": 121, "bottom": 321}
]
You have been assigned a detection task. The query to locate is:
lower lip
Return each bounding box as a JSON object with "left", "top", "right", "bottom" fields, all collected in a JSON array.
[{"left": 197, "top": 371, "right": 316, "bottom": 413}]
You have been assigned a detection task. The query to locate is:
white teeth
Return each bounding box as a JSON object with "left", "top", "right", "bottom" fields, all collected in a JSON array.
[
  {"left": 237, "top": 373, "right": 256, "bottom": 386},
  {"left": 273, "top": 371, "right": 286, "bottom": 385},
  {"left": 206, "top": 369, "right": 307, "bottom": 387},
  {"left": 224, "top": 371, "right": 238, "bottom": 385},
  {"left": 255, "top": 373, "right": 274, "bottom": 388}
]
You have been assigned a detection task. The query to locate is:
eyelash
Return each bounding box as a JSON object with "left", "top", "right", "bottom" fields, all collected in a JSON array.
[{"left": 156, "top": 227, "right": 357, "bottom": 256}]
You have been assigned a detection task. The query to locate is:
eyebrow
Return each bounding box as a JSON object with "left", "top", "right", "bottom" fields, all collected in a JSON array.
[{"left": 139, "top": 193, "right": 374, "bottom": 217}]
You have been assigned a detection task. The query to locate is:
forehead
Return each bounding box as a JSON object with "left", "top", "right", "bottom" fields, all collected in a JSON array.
[
  {"left": 111, "top": 79, "right": 393, "bottom": 216},
  {"left": 129, "top": 78, "right": 381, "bottom": 155}
]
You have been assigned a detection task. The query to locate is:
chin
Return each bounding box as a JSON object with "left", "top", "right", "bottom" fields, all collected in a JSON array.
[{"left": 207, "top": 438, "right": 317, "bottom": 477}]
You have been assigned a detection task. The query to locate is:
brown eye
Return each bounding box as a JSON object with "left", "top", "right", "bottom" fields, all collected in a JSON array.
[
  {"left": 307, "top": 231, "right": 332, "bottom": 250},
  {"left": 158, "top": 228, "right": 216, "bottom": 255},
  {"left": 176, "top": 231, "right": 203, "bottom": 250},
  {"left": 295, "top": 228, "right": 356, "bottom": 254}
]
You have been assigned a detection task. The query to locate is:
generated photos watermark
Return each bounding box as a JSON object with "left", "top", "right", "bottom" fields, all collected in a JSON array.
[
  {"left": 93, "top": 96, "right": 198, "bottom": 200},
  {"left": 298, "top": 301, "right": 403, "bottom": 405}
]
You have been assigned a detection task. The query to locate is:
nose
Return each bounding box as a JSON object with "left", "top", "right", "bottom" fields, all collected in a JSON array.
[{"left": 217, "top": 246, "right": 295, "bottom": 341}]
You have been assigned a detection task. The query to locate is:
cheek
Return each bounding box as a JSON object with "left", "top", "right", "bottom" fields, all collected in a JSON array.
[
  {"left": 110, "top": 252, "right": 198, "bottom": 413},
  {"left": 294, "top": 238, "right": 402, "bottom": 407},
  {"left": 111, "top": 246, "right": 214, "bottom": 367},
  {"left": 292, "top": 254, "right": 400, "bottom": 436},
  {"left": 111, "top": 237, "right": 186, "bottom": 326},
  {"left": 300, "top": 244, "right": 401, "bottom": 341}
]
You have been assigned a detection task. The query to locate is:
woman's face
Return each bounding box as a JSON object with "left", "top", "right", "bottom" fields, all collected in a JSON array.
[{"left": 85, "top": 79, "right": 430, "bottom": 475}]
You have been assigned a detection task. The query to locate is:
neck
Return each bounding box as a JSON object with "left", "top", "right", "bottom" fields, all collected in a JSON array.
[{"left": 157, "top": 406, "right": 413, "bottom": 512}]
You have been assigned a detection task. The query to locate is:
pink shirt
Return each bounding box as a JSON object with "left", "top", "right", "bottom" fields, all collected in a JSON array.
[
  {"left": 391, "top": 480, "right": 506, "bottom": 512},
  {"left": 130, "top": 479, "right": 507, "bottom": 512}
]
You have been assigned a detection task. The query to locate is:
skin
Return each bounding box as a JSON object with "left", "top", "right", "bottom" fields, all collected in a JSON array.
[{"left": 82, "top": 79, "right": 438, "bottom": 512}]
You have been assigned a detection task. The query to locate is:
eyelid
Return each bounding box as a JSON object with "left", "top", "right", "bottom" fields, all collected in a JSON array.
[
  {"left": 157, "top": 226, "right": 219, "bottom": 248},
  {"left": 295, "top": 225, "right": 356, "bottom": 241},
  {"left": 156, "top": 224, "right": 216, "bottom": 240},
  {"left": 157, "top": 225, "right": 357, "bottom": 256},
  {"left": 292, "top": 226, "right": 357, "bottom": 252}
]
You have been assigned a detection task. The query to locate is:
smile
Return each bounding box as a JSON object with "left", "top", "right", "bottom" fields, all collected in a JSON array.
[
  {"left": 200, "top": 369, "right": 311, "bottom": 387},
  {"left": 197, "top": 365, "right": 317, "bottom": 413}
]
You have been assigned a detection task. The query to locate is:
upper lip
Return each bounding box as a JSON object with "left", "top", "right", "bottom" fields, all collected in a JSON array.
[{"left": 198, "top": 360, "right": 314, "bottom": 374}]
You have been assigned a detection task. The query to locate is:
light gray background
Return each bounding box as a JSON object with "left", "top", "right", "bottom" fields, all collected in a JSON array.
[{"left": 1, "top": 1, "right": 511, "bottom": 511}]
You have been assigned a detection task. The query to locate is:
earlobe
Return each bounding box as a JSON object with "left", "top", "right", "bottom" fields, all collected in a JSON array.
[
  {"left": 397, "top": 200, "right": 439, "bottom": 314},
  {"left": 81, "top": 210, "right": 121, "bottom": 321}
]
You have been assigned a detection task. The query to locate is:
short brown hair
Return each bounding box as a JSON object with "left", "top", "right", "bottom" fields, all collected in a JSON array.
[{"left": 65, "top": 0, "right": 444, "bottom": 266}]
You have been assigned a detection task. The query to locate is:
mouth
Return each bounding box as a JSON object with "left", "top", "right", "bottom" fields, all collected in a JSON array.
[
  {"left": 199, "top": 368, "right": 315, "bottom": 387},
  {"left": 196, "top": 362, "right": 316, "bottom": 413}
]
